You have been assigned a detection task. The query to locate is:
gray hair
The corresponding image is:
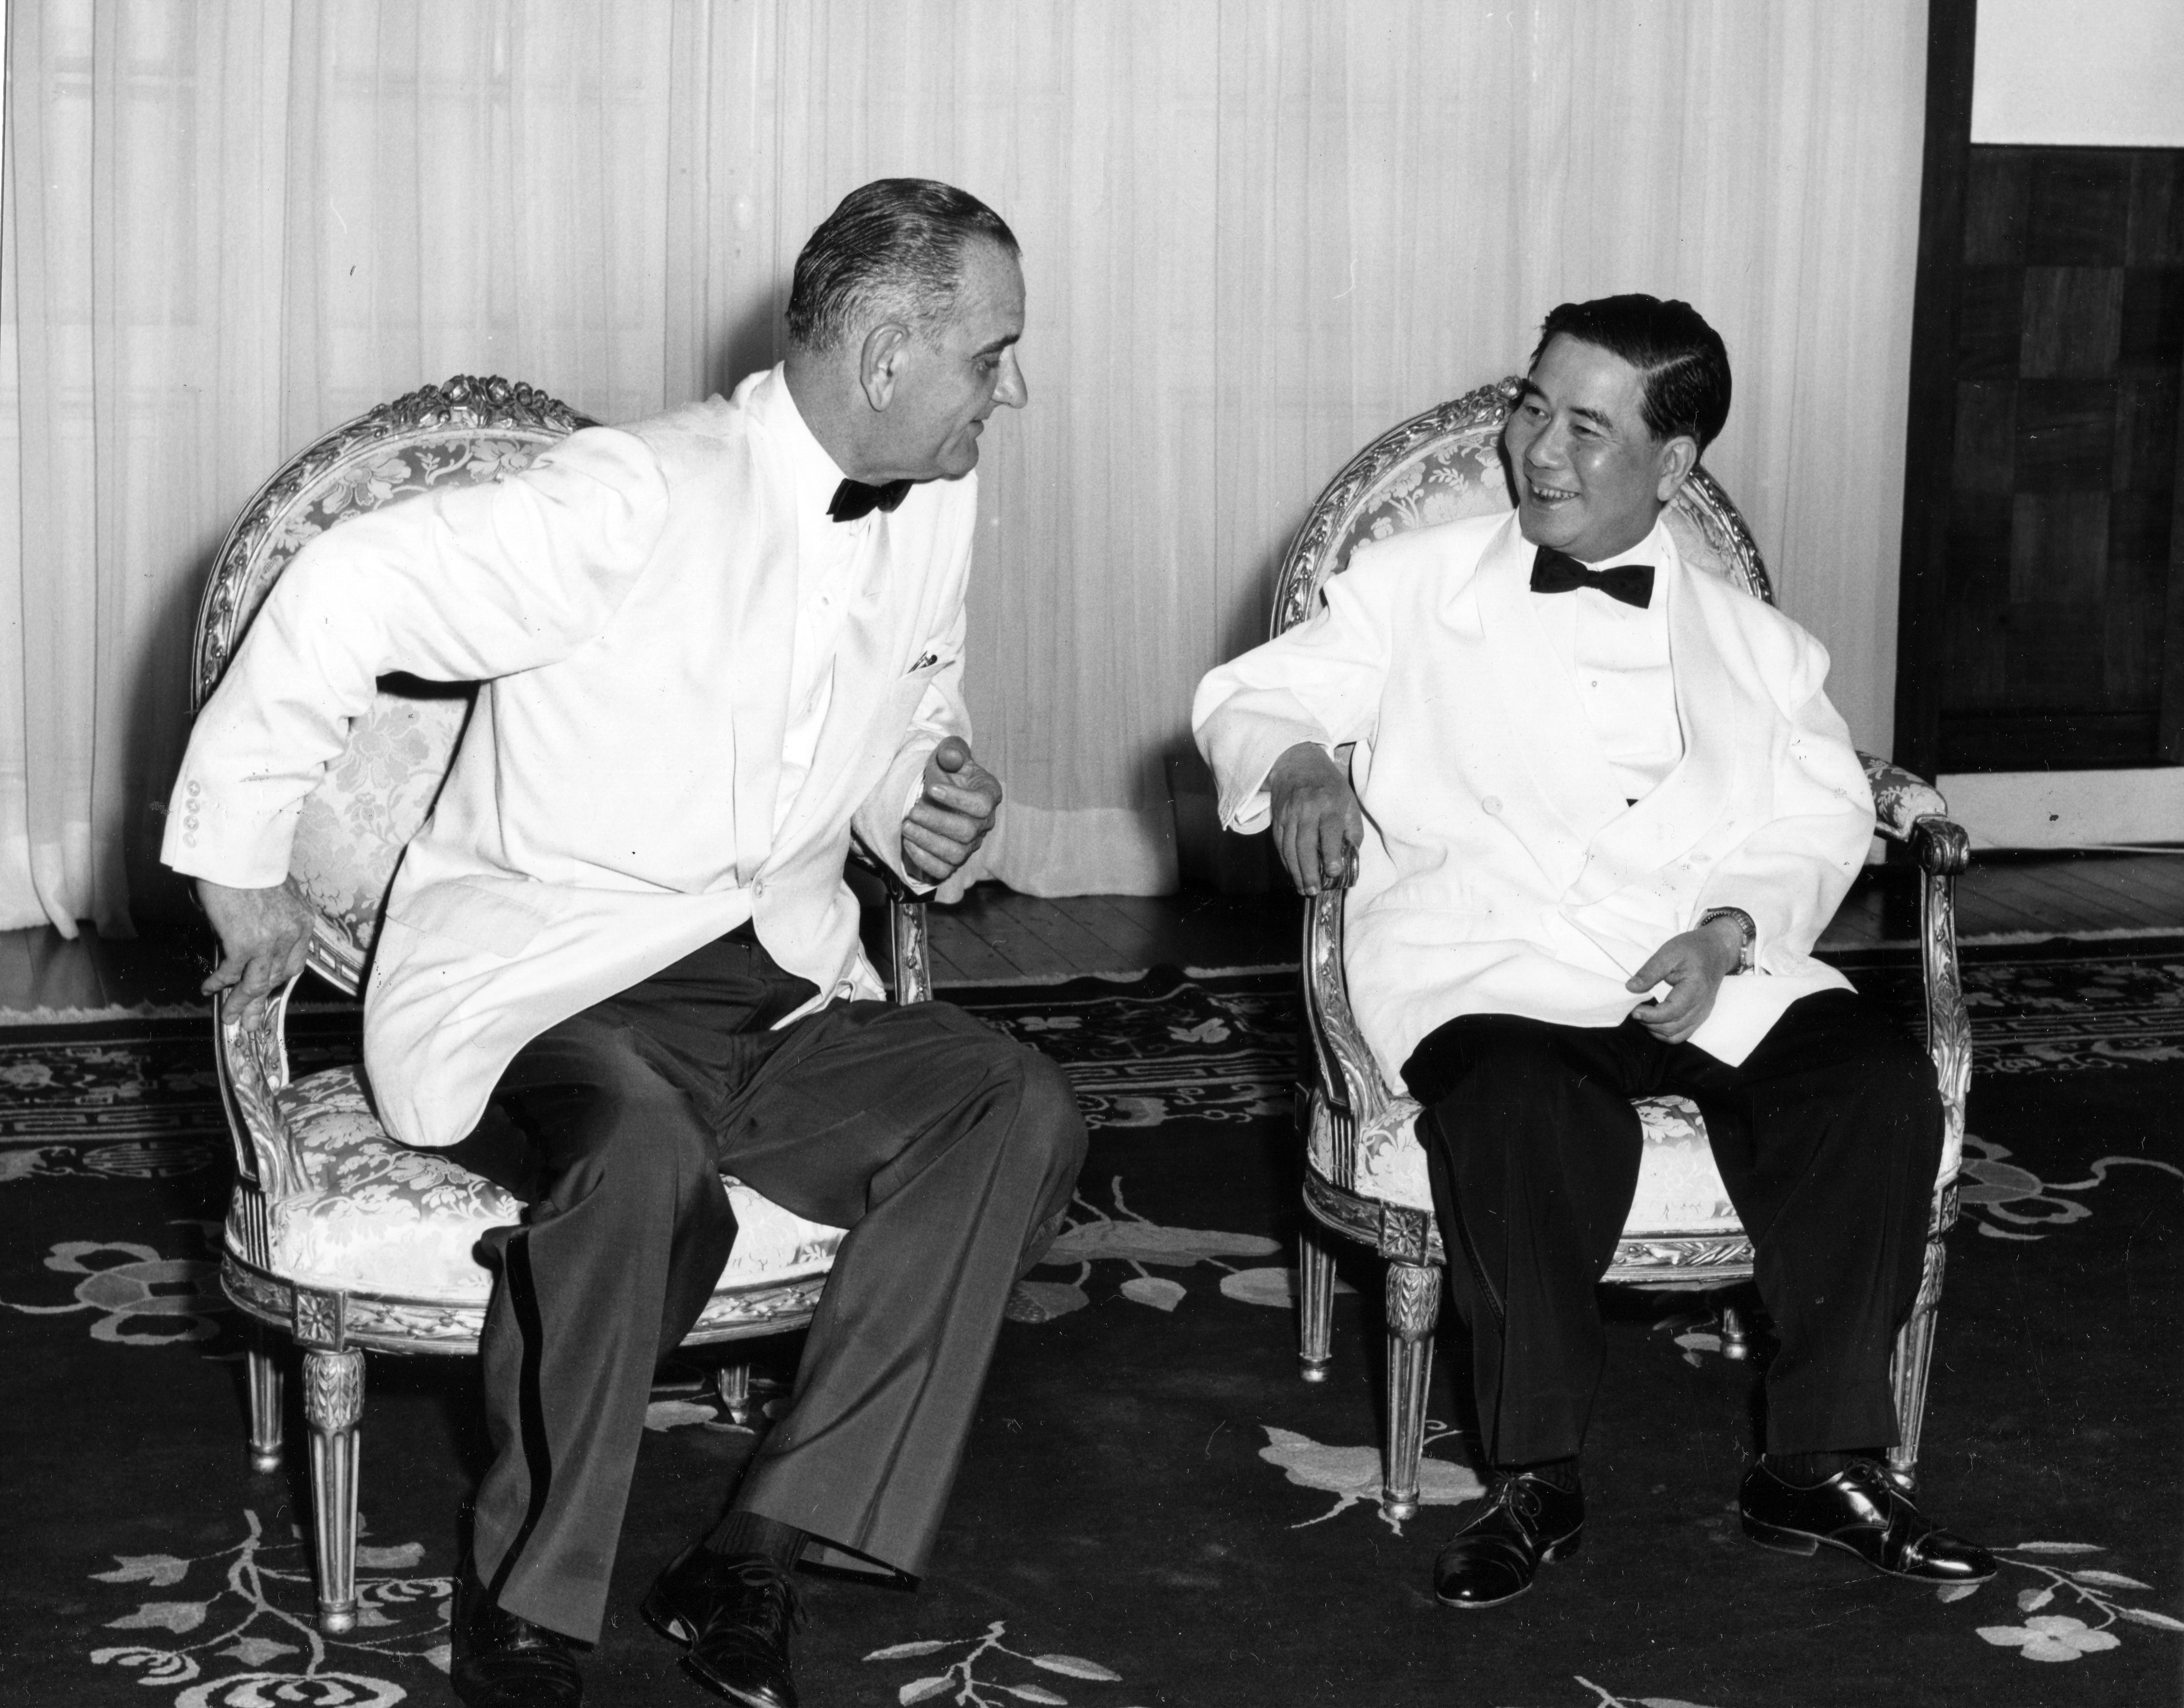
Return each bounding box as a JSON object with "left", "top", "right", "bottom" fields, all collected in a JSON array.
[{"left": 785, "top": 179, "right": 1019, "bottom": 354}]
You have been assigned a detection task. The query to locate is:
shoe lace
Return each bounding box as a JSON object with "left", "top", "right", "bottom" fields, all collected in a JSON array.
[
  {"left": 722, "top": 1557, "right": 809, "bottom": 1637},
  {"left": 1486, "top": 1472, "right": 1545, "bottom": 1522}
]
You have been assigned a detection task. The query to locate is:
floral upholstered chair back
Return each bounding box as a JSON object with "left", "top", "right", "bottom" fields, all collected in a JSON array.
[
  {"left": 190, "top": 377, "right": 592, "bottom": 995},
  {"left": 1267, "top": 378, "right": 1769, "bottom": 640}
]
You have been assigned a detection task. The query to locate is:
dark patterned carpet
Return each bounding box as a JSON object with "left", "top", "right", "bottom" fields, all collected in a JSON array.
[{"left": 1, "top": 942, "right": 2179, "bottom": 1707}]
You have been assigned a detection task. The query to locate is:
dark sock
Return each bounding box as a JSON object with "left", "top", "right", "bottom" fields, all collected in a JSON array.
[
  {"left": 705, "top": 1508, "right": 806, "bottom": 1571},
  {"left": 1501, "top": 1455, "right": 1581, "bottom": 1493},
  {"left": 1763, "top": 1449, "right": 1864, "bottom": 1486}
]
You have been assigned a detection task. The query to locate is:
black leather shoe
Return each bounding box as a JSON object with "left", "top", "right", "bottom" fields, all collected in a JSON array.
[
  {"left": 1433, "top": 1471, "right": 1585, "bottom": 1609},
  {"left": 643, "top": 1545, "right": 805, "bottom": 1708},
  {"left": 1740, "top": 1458, "right": 1996, "bottom": 1583},
  {"left": 449, "top": 1560, "right": 584, "bottom": 1708}
]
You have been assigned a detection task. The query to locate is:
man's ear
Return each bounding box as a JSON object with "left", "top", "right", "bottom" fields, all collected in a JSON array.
[
  {"left": 858, "top": 322, "right": 913, "bottom": 412},
  {"left": 1653, "top": 433, "right": 1700, "bottom": 503}
]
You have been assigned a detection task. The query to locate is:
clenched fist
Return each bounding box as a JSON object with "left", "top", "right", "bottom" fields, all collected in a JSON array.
[{"left": 903, "top": 737, "right": 1003, "bottom": 884}]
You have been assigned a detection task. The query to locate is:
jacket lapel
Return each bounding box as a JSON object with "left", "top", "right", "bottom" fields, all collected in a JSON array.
[
  {"left": 726, "top": 432, "right": 799, "bottom": 884},
  {"left": 770, "top": 522, "right": 904, "bottom": 861},
  {"left": 1563, "top": 542, "right": 1745, "bottom": 907}
]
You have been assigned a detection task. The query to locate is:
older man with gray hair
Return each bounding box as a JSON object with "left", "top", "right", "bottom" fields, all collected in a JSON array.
[{"left": 166, "top": 179, "right": 1087, "bottom": 1708}]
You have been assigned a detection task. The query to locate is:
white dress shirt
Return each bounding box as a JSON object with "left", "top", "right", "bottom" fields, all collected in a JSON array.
[
  {"left": 1529, "top": 518, "right": 1682, "bottom": 805},
  {"left": 759, "top": 378, "right": 889, "bottom": 838}
]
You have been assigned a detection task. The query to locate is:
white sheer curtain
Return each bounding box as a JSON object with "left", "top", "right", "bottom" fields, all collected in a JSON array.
[{"left": 0, "top": 0, "right": 1926, "bottom": 929}]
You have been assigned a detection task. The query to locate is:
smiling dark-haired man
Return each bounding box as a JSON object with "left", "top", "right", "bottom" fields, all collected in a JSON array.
[
  {"left": 167, "top": 179, "right": 1087, "bottom": 1708},
  {"left": 1195, "top": 294, "right": 1993, "bottom": 1611}
]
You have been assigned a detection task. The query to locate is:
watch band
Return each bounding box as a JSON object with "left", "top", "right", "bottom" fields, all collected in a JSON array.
[{"left": 1700, "top": 906, "right": 1757, "bottom": 975}]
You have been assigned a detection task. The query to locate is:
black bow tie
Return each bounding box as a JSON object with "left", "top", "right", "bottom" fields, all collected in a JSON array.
[
  {"left": 828, "top": 477, "right": 912, "bottom": 523},
  {"left": 1529, "top": 545, "right": 1654, "bottom": 609}
]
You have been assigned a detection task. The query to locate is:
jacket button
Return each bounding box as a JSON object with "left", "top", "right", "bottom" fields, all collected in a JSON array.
[{"left": 1481, "top": 796, "right": 1503, "bottom": 816}]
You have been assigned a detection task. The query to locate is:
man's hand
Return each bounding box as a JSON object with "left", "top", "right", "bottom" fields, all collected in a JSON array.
[
  {"left": 1267, "top": 741, "right": 1363, "bottom": 896},
  {"left": 1624, "top": 914, "right": 1747, "bottom": 1044},
  {"left": 903, "top": 736, "right": 1003, "bottom": 885},
  {"left": 198, "top": 877, "right": 315, "bottom": 1028}
]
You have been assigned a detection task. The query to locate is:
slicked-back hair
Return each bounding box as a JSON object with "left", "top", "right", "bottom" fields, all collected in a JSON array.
[
  {"left": 1529, "top": 294, "right": 1732, "bottom": 453},
  {"left": 785, "top": 179, "right": 1019, "bottom": 354}
]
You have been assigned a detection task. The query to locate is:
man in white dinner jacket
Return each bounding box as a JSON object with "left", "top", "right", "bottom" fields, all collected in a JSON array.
[
  {"left": 1193, "top": 296, "right": 1992, "bottom": 1611},
  {"left": 166, "top": 180, "right": 1087, "bottom": 1708}
]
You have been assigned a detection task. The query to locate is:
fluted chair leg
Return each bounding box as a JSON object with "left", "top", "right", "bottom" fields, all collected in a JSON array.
[
  {"left": 1298, "top": 1226, "right": 1337, "bottom": 1383},
  {"left": 1886, "top": 1233, "right": 1950, "bottom": 1492},
  {"left": 246, "top": 1333, "right": 285, "bottom": 1472},
  {"left": 302, "top": 1349, "right": 366, "bottom": 1635},
  {"left": 1382, "top": 1262, "right": 1442, "bottom": 1520},
  {"left": 716, "top": 1360, "right": 755, "bottom": 1427}
]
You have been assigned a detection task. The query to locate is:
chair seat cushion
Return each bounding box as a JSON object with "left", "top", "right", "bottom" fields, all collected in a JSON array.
[
  {"left": 1317, "top": 1093, "right": 1741, "bottom": 1236},
  {"left": 250, "top": 1067, "right": 846, "bottom": 1300}
]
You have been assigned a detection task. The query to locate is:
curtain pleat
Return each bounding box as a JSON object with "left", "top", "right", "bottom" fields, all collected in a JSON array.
[{"left": 0, "top": 0, "right": 1926, "bottom": 927}]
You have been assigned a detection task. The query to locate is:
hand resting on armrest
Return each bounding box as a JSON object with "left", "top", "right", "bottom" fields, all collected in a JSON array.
[
  {"left": 198, "top": 877, "right": 315, "bottom": 1028},
  {"left": 1267, "top": 741, "right": 1364, "bottom": 897}
]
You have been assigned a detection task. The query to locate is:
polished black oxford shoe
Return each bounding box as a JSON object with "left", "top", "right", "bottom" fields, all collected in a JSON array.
[
  {"left": 449, "top": 1561, "right": 584, "bottom": 1708},
  {"left": 644, "top": 1545, "right": 806, "bottom": 1708},
  {"left": 1740, "top": 1458, "right": 1997, "bottom": 1583},
  {"left": 1433, "top": 1470, "right": 1586, "bottom": 1609}
]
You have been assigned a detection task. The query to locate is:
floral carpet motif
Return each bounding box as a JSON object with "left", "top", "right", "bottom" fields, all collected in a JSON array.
[
  {"left": 89, "top": 1508, "right": 448, "bottom": 1706},
  {"left": 0, "top": 953, "right": 2176, "bottom": 1706}
]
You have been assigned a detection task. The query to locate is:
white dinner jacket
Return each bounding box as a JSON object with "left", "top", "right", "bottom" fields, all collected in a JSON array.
[
  {"left": 1193, "top": 510, "right": 1873, "bottom": 1080},
  {"left": 167, "top": 367, "right": 974, "bottom": 1148}
]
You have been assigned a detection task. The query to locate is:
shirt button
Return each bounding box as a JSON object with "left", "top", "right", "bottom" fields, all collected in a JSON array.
[
  {"left": 1482, "top": 797, "right": 1503, "bottom": 816},
  {"left": 753, "top": 881, "right": 766, "bottom": 898}
]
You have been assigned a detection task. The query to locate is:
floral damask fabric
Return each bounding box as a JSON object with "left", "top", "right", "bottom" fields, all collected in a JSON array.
[
  {"left": 1345, "top": 441, "right": 1510, "bottom": 560},
  {"left": 237, "top": 435, "right": 550, "bottom": 641},
  {"left": 1309, "top": 1090, "right": 1741, "bottom": 1234},
  {"left": 256, "top": 1066, "right": 845, "bottom": 1298},
  {"left": 288, "top": 693, "right": 471, "bottom": 975},
  {"left": 1623, "top": 1095, "right": 1740, "bottom": 1232},
  {"left": 1864, "top": 752, "right": 1951, "bottom": 838}
]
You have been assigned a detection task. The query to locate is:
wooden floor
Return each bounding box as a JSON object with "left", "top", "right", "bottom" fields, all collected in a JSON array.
[{"left": 2, "top": 850, "right": 2181, "bottom": 1015}]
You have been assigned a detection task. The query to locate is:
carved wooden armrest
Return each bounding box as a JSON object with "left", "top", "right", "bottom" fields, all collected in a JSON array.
[
  {"left": 1300, "top": 854, "right": 1399, "bottom": 1127},
  {"left": 1860, "top": 752, "right": 1953, "bottom": 846},
  {"left": 848, "top": 833, "right": 934, "bottom": 1006},
  {"left": 1908, "top": 814, "right": 1970, "bottom": 878},
  {"left": 1848, "top": 763, "right": 1974, "bottom": 1209},
  {"left": 212, "top": 979, "right": 311, "bottom": 1203},
  {"left": 848, "top": 831, "right": 920, "bottom": 904}
]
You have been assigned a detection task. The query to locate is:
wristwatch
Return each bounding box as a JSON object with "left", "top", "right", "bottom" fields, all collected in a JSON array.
[{"left": 1699, "top": 906, "right": 1757, "bottom": 975}]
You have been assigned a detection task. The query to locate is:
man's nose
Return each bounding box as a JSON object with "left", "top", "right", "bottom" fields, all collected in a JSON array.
[
  {"left": 994, "top": 349, "right": 1029, "bottom": 410},
  {"left": 1525, "top": 417, "right": 1568, "bottom": 469}
]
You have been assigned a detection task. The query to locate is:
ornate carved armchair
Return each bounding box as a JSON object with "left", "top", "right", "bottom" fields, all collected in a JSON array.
[
  {"left": 194, "top": 376, "right": 933, "bottom": 1634},
  {"left": 1276, "top": 380, "right": 1971, "bottom": 1519}
]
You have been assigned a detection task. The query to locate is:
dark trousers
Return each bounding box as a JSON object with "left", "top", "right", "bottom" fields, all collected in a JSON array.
[
  {"left": 1401, "top": 990, "right": 1940, "bottom": 1468},
  {"left": 445, "top": 928, "right": 1087, "bottom": 1642}
]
